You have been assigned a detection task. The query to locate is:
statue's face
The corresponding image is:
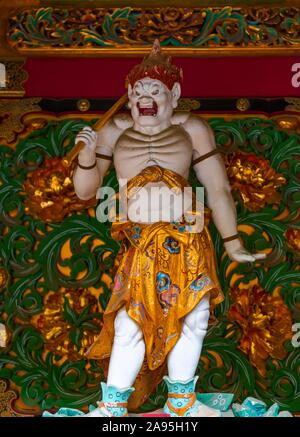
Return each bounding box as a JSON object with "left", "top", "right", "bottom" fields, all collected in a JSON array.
[{"left": 128, "top": 77, "right": 181, "bottom": 127}]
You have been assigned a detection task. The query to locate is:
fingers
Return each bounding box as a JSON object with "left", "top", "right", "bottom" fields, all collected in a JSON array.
[
  {"left": 78, "top": 126, "right": 95, "bottom": 135},
  {"left": 252, "top": 253, "right": 267, "bottom": 260},
  {"left": 75, "top": 127, "right": 97, "bottom": 150},
  {"left": 230, "top": 250, "right": 267, "bottom": 263},
  {"left": 76, "top": 131, "right": 97, "bottom": 143},
  {"left": 233, "top": 253, "right": 256, "bottom": 263}
]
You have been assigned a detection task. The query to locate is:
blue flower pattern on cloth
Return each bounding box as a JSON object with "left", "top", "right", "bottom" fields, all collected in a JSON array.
[
  {"left": 156, "top": 271, "right": 181, "bottom": 312},
  {"left": 156, "top": 272, "right": 171, "bottom": 292},
  {"left": 189, "top": 273, "right": 211, "bottom": 292},
  {"left": 163, "top": 237, "right": 180, "bottom": 254},
  {"left": 171, "top": 221, "right": 186, "bottom": 233},
  {"left": 132, "top": 225, "right": 141, "bottom": 242}
]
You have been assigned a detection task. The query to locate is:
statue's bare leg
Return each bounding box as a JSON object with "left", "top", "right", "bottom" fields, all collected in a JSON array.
[
  {"left": 86, "top": 307, "right": 145, "bottom": 417},
  {"left": 107, "top": 307, "right": 146, "bottom": 388},
  {"left": 167, "top": 294, "right": 210, "bottom": 381},
  {"left": 164, "top": 293, "right": 221, "bottom": 417}
]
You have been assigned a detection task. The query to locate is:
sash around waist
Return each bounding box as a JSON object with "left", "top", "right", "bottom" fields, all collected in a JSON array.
[
  {"left": 125, "top": 165, "right": 191, "bottom": 199},
  {"left": 108, "top": 164, "right": 209, "bottom": 239}
]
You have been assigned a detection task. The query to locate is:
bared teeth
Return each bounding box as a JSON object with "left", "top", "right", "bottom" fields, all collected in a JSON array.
[
  {"left": 140, "top": 109, "right": 156, "bottom": 115},
  {"left": 137, "top": 101, "right": 158, "bottom": 116}
]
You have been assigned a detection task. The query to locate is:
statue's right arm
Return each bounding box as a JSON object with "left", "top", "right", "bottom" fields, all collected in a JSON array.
[{"left": 73, "top": 115, "right": 131, "bottom": 200}]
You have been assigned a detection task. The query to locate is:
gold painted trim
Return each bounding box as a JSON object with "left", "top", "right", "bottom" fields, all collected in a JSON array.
[
  {"left": 0, "top": 98, "right": 42, "bottom": 144},
  {"left": 0, "top": 59, "right": 27, "bottom": 97},
  {"left": 13, "top": 1, "right": 300, "bottom": 6},
  {"left": 0, "top": 379, "right": 19, "bottom": 417},
  {"left": 285, "top": 98, "right": 300, "bottom": 112},
  {"left": 20, "top": 110, "right": 299, "bottom": 123},
  {"left": 13, "top": 47, "right": 300, "bottom": 58}
]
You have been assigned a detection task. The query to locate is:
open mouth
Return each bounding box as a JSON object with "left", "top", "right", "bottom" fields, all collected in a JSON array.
[{"left": 137, "top": 101, "right": 158, "bottom": 117}]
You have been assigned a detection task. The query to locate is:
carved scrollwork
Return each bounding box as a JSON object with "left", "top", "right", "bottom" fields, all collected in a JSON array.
[{"left": 6, "top": 6, "right": 300, "bottom": 54}]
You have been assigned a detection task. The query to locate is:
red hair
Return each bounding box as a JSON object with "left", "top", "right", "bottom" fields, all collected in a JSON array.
[{"left": 125, "top": 61, "right": 183, "bottom": 90}]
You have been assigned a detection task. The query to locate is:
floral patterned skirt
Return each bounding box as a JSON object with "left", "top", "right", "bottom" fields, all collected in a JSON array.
[{"left": 86, "top": 219, "right": 224, "bottom": 410}]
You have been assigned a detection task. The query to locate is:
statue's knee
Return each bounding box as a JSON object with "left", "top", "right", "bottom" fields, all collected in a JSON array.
[
  {"left": 114, "top": 307, "right": 143, "bottom": 347},
  {"left": 182, "top": 295, "right": 210, "bottom": 339}
]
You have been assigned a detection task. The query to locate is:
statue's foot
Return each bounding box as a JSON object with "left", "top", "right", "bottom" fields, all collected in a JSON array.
[
  {"left": 163, "top": 376, "right": 221, "bottom": 417},
  {"left": 85, "top": 402, "right": 127, "bottom": 417},
  {"left": 164, "top": 396, "right": 221, "bottom": 417},
  {"left": 84, "top": 382, "right": 134, "bottom": 417}
]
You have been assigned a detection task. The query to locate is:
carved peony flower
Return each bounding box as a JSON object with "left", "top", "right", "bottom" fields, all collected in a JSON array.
[
  {"left": 225, "top": 152, "right": 286, "bottom": 211},
  {"left": 32, "top": 288, "right": 102, "bottom": 362},
  {"left": 23, "top": 157, "right": 97, "bottom": 222},
  {"left": 228, "top": 285, "right": 293, "bottom": 376},
  {"left": 162, "top": 7, "right": 182, "bottom": 24},
  {"left": 81, "top": 12, "right": 97, "bottom": 24},
  {"left": 136, "top": 8, "right": 203, "bottom": 44}
]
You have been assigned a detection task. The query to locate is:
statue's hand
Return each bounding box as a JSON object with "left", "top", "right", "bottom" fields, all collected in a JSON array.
[
  {"left": 224, "top": 239, "right": 266, "bottom": 263},
  {"left": 76, "top": 126, "right": 97, "bottom": 164}
]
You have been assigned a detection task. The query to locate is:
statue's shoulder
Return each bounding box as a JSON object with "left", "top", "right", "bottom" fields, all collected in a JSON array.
[
  {"left": 96, "top": 113, "right": 133, "bottom": 150},
  {"left": 172, "top": 112, "right": 209, "bottom": 131},
  {"left": 112, "top": 113, "right": 134, "bottom": 131},
  {"left": 184, "top": 113, "right": 209, "bottom": 129},
  {"left": 177, "top": 113, "right": 214, "bottom": 152},
  {"left": 171, "top": 111, "right": 190, "bottom": 125}
]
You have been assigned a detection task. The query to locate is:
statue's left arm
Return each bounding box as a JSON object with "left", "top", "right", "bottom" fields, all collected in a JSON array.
[{"left": 184, "top": 115, "right": 266, "bottom": 263}]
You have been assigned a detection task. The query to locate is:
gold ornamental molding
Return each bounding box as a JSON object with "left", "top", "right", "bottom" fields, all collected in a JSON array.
[
  {"left": 285, "top": 98, "right": 300, "bottom": 112},
  {"left": 1, "top": 1, "right": 300, "bottom": 57},
  {"left": 0, "top": 97, "right": 41, "bottom": 143},
  {"left": 0, "top": 59, "right": 27, "bottom": 97},
  {"left": 0, "top": 379, "right": 20, "bottom": 417}
]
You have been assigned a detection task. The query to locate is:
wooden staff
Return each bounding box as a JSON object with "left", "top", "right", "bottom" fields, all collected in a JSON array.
[{"left": 63, "top": 93, "right": 128, "bottom": 167}]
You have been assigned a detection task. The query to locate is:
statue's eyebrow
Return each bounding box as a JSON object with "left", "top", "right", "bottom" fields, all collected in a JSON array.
[
  {"left": 134, "top": 81, "right": 144, "bottom": 89},
  {"left": 150, "top": 81, "right": 163, "bottom": 90}
]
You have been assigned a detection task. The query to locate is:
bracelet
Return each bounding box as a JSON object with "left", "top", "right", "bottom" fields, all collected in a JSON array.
[
  {"left": 222, "top": 233, "right": 240, "bottom": 243},
  {"left": 192, "top": 149, "right": 220, "bottom": 166},
  {"left": 96, "top": 153, "right": 113, "bottom": 161},
  {"left": 77, "top": 161, "right": 97, "bottom": 170}
]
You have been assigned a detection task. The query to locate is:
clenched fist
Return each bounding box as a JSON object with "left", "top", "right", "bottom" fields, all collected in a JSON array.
[{"left": 76, "top": 126, "right": 97, "bottom": 165}]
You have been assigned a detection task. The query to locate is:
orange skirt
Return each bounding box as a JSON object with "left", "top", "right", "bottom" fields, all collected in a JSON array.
[{"left": 86, "top": 219, "right": 224, "bottom": 410}]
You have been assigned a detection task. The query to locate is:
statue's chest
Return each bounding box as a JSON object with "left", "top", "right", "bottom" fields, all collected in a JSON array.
[{"left": 114, "top": 125, "right": 193, "bottom": 179}]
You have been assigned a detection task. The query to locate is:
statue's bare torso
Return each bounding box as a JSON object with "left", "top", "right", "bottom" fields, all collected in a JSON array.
[
  {"left": 97, "top": 112, "right": 198, "bottom": 222},
  {"left": 113, "top": 113, "right": 193, "bottom": 181}
]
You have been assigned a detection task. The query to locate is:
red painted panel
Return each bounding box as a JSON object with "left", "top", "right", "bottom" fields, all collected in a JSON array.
[{"left": 24, "top": 56, "right": 300, "bottom": 98}]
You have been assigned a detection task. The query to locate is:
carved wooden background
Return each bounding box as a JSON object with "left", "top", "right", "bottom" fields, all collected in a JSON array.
[{"left": 0, "top": 104, "right": 299, "bottom": 415}]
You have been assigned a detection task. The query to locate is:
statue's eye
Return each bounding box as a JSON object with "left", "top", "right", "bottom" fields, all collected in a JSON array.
[
  {"left": 135, "top": 90, "right": 141, "bottom": 96},
  {"left": 152, "top": 89, "right": 159, "bottom": 95}
]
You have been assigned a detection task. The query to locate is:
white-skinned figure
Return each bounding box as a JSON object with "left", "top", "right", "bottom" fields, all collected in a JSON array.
[{"left": 73, "top": 40, "right": 265, "bottom": 417}]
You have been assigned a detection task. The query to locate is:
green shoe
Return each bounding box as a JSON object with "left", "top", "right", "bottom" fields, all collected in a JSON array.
[
  {"left": 85, "top": 382, "right": 134, "bottom": 417},
  {"left": 163, "top": 376, "right": 221, "bottom": 417}
]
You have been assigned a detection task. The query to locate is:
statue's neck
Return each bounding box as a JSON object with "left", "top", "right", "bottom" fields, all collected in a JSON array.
[{"left": 132, "top": 120, "right": 172, "bottom": 135}]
